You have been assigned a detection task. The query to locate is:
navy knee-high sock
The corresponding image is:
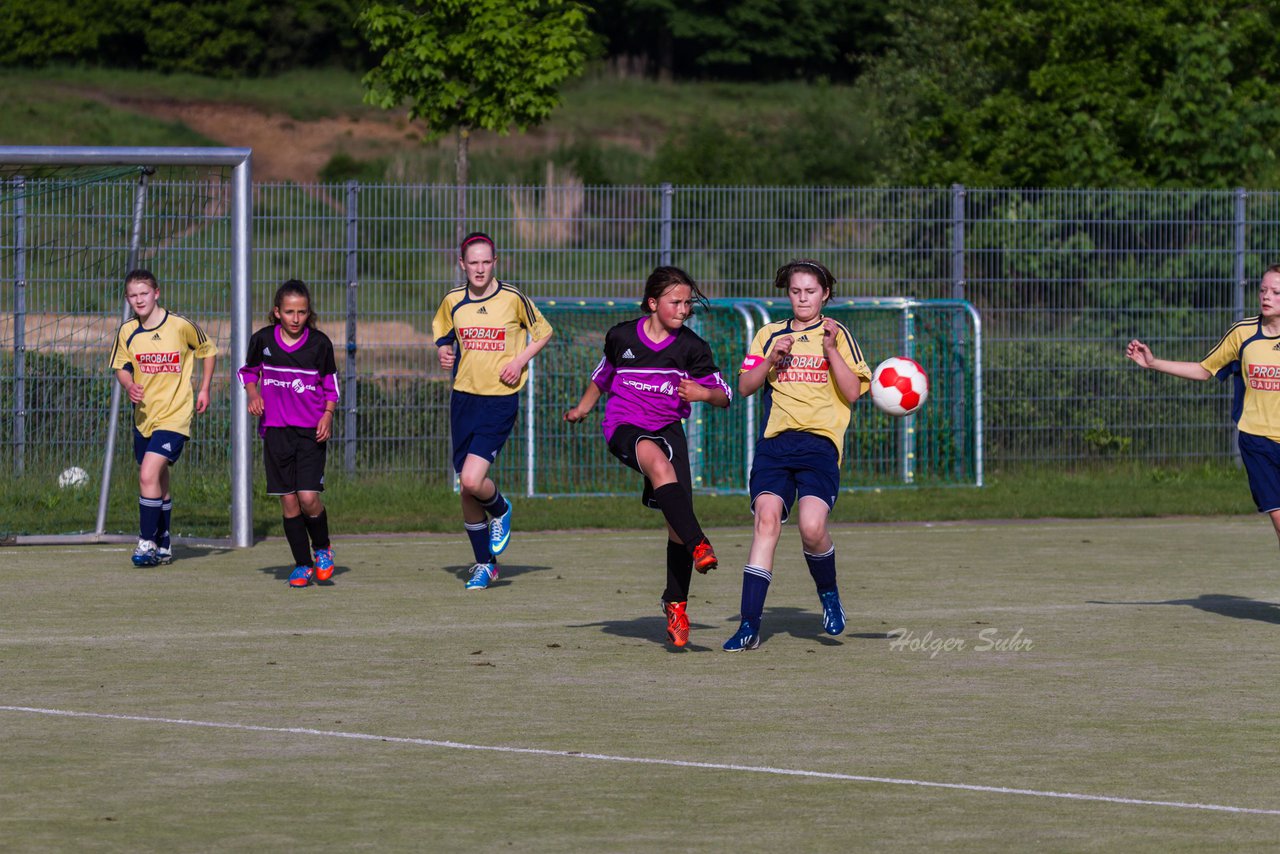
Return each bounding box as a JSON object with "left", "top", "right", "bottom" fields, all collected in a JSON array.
[
  {"left": 804, "top": 546, "right": 837, "bottom": 593},
  {"left": 479, "top": 490, "right": 509, "bottom": 519},
  {"left": 465, "top": 521, "right": 494, "bottom": 564},
  {"left": 740, "top": 565, "right": 771, "bottom": 625}
]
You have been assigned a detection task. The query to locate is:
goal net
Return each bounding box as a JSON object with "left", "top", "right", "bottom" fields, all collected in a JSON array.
[{"left": 0, "top": 147, "right": 253, "bottom": 547}]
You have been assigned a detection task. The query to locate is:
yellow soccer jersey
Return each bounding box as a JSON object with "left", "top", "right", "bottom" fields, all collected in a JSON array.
[
  {"left": 432, "top": 281, "right": 553, "bottom": 396},
  {"left": 110, "top": 309, "right": 217, "bottom": 437},
  {"left": 1200, "top": 316, "right": 1280, "bottom": 441},
  {"left": 741, "top": 317, "right": 871, "bottom": 462}
]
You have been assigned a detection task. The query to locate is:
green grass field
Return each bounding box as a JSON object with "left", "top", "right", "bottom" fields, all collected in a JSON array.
[{"left": 4, "top": 517, "right": 1280, "bottom": 850}]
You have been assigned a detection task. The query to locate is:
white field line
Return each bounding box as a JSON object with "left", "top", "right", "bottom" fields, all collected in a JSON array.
[{"left": 3, "top": 705, "right": 1278, "bottom": 817}]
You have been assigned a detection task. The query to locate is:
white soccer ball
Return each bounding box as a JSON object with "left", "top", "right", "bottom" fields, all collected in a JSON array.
[
  {"left": 870, "top": 357, "right": 929, "bottom": 417},
  {"left": 58, "top": 466, "right": 89, "bottom": 489}
]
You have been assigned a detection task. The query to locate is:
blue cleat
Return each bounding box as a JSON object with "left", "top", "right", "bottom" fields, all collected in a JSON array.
[
  {"left": 154, "top": 546, "right": 174, "bottom": 565},
  {"left": 723, "top": 619, "right": 761, "bottom": 652},
  {"left": 819, "top": 589, "right": 846, "bottom": 636},
  {"left": 488, "top": 503, "right": 512, "bottom": 556},
  {"left": 465, "top": 562, "right": 498, "bottom": 590},
  {"left": 131, "top": 539, "right": 159, "bottom": 567},
  {"left": 288, "top": 565, "right": 315, "bottom": 588}
]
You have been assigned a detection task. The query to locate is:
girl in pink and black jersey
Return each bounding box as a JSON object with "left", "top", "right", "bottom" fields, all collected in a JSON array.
[
  {"left": 564, "top": 266, "right": 732, "bottom": 648},
  {"left": 239, "top": 279, "right": 340, "bottom": 588}
]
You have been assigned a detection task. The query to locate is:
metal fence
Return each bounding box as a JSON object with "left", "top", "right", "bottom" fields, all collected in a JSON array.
[{"left": 3, "top": 177, "right": 1270, "bottom": 532}]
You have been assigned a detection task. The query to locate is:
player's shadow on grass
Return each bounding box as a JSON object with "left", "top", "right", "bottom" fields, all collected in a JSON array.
[
  {"left": 442, "top": 563, "right": 553, "bottom": 586},
  {"left": 1088, "top": 594, "right": 1280, "bottom": 625},
  {"left": 760, "top": 605, "right": 844, "bottom": 646},
  {"left": 567, "top": 614, "right": 720, "bottom": 652}
]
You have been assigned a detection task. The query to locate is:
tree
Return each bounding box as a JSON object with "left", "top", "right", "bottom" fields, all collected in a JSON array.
[
  {"left": 865, "top": 0, "right": 1280, "bottom": 187},
  {"left": 359, "top": 0, "right": 592, "bottom": 237},
  {"left": 589, "top": 0, "right": 892, "bottom": 81}
]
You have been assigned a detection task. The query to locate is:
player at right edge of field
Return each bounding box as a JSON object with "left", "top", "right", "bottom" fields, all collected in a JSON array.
[
  {"left": 564, "top": 265, "right": 732, "bottom": 649},
  {"left": 723, "top": 259, "right": 871, "bottom": 652},
  {"left": 1127, "top": 264, "right": 1280, "bottom": 553}
]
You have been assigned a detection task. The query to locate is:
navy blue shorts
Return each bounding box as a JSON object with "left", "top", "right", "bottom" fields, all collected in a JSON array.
[
  {"left": 1238, "top": 431, "right": 1280, "bottom": 513},
  {"left": 133, "top": 428, "right": 187, "bottom": 465},
  {"left": 451, "top": 390, "right": 519, "bottom": 473},
  {"left": 749, "top": 431, "right": 840, "bottom": 523},
  {"left": 607, "top": 421, "right": 692, "bottom": 509}
]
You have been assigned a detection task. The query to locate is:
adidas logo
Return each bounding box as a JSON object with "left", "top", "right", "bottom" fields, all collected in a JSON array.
[
  {"left": 263, "top": 346, "right": 272, "bottom": 356},
  {"left": 1273, "top": 342, "right": 1280, "bottom": 351},
  {"left": 161, "top": 442, "right": 172, "bottom": 451},
  {"left": 477, "top": 306, "right": 488, "bottom": 314},
  {"left": 152, "top": 333, "right": 162, "bottom": 341},
  {"left": 798, "top": 335, "right": 810, "bottom": 342},
  {"left": 622, "top": 348, "right": 636, "bottom": 359}
]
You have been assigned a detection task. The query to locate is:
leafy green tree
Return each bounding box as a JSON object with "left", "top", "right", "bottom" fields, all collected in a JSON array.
[
  {"left": 0, "top": 0, "right": 365, "bottom": 75},
  {"left": 359, "top": 0, "right": 592, "bottom": 194},
  {"left": 866, "top": 0, "right": 1280, "bottom": 187}
]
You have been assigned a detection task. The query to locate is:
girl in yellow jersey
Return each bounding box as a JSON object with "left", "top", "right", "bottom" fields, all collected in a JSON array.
[
  {"left": 109, "top": 269, "right": 217, "bottom": 567},
  {"left": 724, "top": 259, "right": 871, "bottom": 652},
  {"left": 432, "top": 232, "right": 553, "bottom": 590},
  {"left": 1128, "top": 264, "right": 1280, "bottom": 550}
]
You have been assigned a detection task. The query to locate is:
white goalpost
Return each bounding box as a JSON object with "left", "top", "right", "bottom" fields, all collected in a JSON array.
[{"left": 0, "top": 146, "right": 255, "bottom": 548}]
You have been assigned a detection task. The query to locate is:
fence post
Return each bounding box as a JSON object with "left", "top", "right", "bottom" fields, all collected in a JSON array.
[
  {"left": 344, "top": 179, "right": 359, "bottom": 474},
  {"left": 660, "top": 183, "right": 673, "bottom": 266},
  {"left": 950, "top": 184, "right": 970, "bottom": 479},
  {"left": 1233, "top": 187, "right": 1247, "bottom": 463},
  {"left": 12, "top": 178, "right": 25, "bottom": 477},
  {"left": 951, "top": 184, "right": 966, "bottom": 300},
  {"left": 1234, "top": 188, "right": 1247, "bottom": 321}
]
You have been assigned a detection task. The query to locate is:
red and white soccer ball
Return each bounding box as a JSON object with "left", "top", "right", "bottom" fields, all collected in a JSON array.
[{"left": 870, "top": 357, "right": 929, "bottom": 417}]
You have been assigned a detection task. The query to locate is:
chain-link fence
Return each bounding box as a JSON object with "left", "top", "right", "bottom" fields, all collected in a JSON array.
[{"left": 3, "top": 177, "right": 1265, "bottom": 531}]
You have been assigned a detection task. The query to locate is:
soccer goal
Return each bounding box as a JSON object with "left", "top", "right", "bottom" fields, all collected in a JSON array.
[{"left": 0, "top": 146, "right": 253, "bottom": 548}]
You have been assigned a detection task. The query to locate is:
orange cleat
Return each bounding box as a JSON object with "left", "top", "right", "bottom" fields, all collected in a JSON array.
[
  {"left": 691, "top": 539, "right": 718, "bottom": 574},
  {"left": 313, "top": 547, "right": 335, "bottom": 582},
  {"left": 663, "top": 600, "right": 690, "bottom": 647}
]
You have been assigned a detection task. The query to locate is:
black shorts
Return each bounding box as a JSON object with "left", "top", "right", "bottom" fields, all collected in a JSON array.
[
  {"left": 263, "top": 426, "right": 327, "bottom": 496},
  {"left": 607, "top": 421, "right": 692, "bottom": 509}
]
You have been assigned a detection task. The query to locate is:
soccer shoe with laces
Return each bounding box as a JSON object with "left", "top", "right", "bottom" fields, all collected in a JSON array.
[
  {"left": 819, "top": 589, "right": 846, "bottom": 636},
  {"left": 488, "top": 504, "right": 513, "bottom": 556},
  {"left": 313, "top": 547, "right": 335, "bottom": 582},
  {"left": 465, "top": 562, "right": 498, "bottom": 590},
  {"left": 154, "top": 546, "right": 174, "bottom": 565},
  {"left": 723, "top": 620, "right": 761, "bottom": 652},
  {"left": 691, "top": 538, "right": 718, "bottom": 574},
  {"left": 662, "top": 600, "right": 690, "bottom": 647},
  {"left": 288, "top": 565, "right": 315, "bottom": 588},
  {"left": 131, "top": 539, "right": 159, "bottom": 567}
]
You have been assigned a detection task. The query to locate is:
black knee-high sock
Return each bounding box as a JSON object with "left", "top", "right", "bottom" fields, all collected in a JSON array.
[
  {"left": 663, "top": 539, "right": 694, "bottom": 603},
  {"left": 282, "top": 515, "right": 313, "bottom": 567},
  {"left": 303, "top": 508, "right": 330, "bottom": 551},
  {"left": 650, "top": 483, "right": 706, "bottom": 553}
]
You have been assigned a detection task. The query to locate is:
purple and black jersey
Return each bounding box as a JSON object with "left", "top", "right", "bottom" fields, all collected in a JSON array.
[
  {"left": 590, "top": 317, "right": 732, "bottom": 441},
  {"left": 238, "top": 326, "right": 339, "bottom": 429}
]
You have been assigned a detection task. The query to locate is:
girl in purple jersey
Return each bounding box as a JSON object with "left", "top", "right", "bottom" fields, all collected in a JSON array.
[
  {"left": 564, "top": 266, "right": 732, "bottom": 648},
  {"left": 239, "top": 280, "right": 340, "bottom": 588}
]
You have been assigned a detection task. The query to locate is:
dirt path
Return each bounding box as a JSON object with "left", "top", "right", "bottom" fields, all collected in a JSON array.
[{"left": 107, "top": 97, "right": 427, "bottom": 184}]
